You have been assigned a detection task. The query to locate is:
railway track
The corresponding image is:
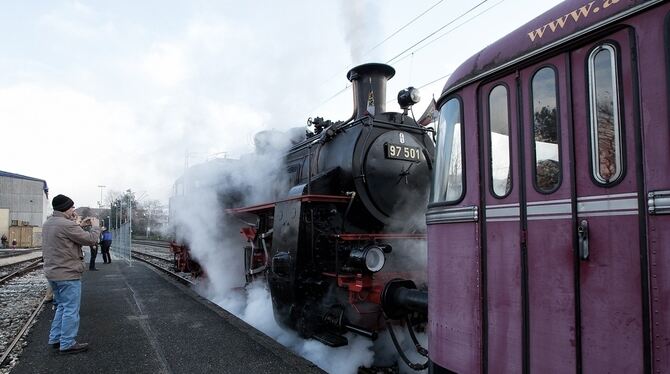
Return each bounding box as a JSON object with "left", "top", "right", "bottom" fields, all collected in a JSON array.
[
  {"left": 0, "top": 249, "right": 41, "bottom": 259},
  {"left": 131, "top": 251, "right": 194, "bottom": 286},
  {"left": 0, "top": 260, "right": 47, "bottom": 373},
  {"left": 132, "top": 239, "right": 170, "bottom": 248},
  {"left": 0, "top": 258, "right": 42, "bottom": 280},
  {"left": 0, "top": 259, "right": 43, "bottom": 286},
  {"left": 132, "top": 247, "right": 172, "bottom": 262}
]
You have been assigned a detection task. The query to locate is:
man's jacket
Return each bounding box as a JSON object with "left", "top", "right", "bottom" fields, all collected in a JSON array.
[
  {"left": 101, "top": 231, "right": 112, "bottom": 242},
  {"left": 42, "top": 211, "right": 101, "bottom": 280}
]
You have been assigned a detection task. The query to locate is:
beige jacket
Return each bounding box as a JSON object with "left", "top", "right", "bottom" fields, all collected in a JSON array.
[{"left": 42, "top": 211, "right": 101, "bottom": 281}]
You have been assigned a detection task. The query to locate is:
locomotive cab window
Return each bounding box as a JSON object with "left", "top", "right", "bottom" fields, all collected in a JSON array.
[
  {"left": 588, "top": 43, "right": 623, "bottom": 184},
  {"left": 531, "top": 66, "right": 561, "bottom": 192},
  {"left": 431, "top": 97, "right": 463, "bottom": 203},
  {"left": 488, "top": 85, "right": 512, "bottom": 197}
]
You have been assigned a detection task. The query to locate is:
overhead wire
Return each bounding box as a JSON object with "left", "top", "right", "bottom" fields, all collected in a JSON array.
[
  {"left": 316, "top": 0, "right": 446, "bottom": 91},
  {"left": 385, "top": 0, "right": 490, "bottom": 65},
  {"left": 307, "top": 0, "right": 447, "bottom": 114},
  {"left": 391, "top": 0, "right": 508, "bottom": 66},
  {"left": 366, "top": 0, "right": 446, "bottom": 57},
  {"left": 310, "top": 0, "right": 494, "bottom": 115}
]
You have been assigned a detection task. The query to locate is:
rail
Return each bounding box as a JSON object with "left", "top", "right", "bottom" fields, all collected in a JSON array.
[
  {"left": 0, "top": 294, "right": 47, "bottom": 367},
  {"left": 132, "top": 239, "right": 171, "bottom": 248},
  {"left": 131, "top": 253, "right": 194, "bottom": 286},
  {"left": 132, "top": 249, "right": 172, "bottom": 263},
  {"left": 0, "top": 258, "right": 43, "bottom": 286}
]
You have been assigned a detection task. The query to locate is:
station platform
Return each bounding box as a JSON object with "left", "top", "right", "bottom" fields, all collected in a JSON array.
[{"left": 12, "top": 258, "right": 323, "bottom": 374}]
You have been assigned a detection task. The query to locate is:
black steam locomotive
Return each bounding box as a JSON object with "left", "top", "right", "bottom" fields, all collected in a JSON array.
[{"left": 229, "top": 63, "right": 433, "bottom": 347}]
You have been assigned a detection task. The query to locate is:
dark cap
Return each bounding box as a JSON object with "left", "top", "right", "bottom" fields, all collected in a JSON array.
[{"left": 52, "top": 194, "right": 74, "bottom": 212}]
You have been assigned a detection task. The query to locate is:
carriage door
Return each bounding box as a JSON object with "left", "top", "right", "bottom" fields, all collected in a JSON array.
[
  {"left": 480, "top": 77, "right": 524, "bottom": 373},
  {"left": 519, "top": 55, "right": 578, "bottom": 373},
  {"left": 569, "top": 28, "right": 646, "bottom": 372}
]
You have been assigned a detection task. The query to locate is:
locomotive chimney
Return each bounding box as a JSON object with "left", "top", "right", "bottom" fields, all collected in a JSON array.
[{"left": 347, "top": 63, "right": 395, "bottom": 120}]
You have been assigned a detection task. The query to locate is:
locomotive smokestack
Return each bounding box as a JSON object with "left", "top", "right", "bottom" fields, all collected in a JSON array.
[{"left": 347, "top": 63, "right": 395, "bottom": 120}]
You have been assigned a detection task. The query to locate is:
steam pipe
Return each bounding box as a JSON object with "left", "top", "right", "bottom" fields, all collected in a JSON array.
[
  {"left": 381, "top": 278, "right": 428, "bottom": 320},
  {"left": 344, "top": 324, "right": 378, "bottom": 340},
  {"left": 392, "top": 288, "right": 428, "bottom": 314}
]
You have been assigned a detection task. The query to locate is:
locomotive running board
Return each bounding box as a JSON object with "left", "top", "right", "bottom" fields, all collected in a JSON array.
[
  {"left": 312, "top": 331, "right": 348, "bottom": 347},
  {"left": 226, "top": 194, "right": 352, "bottom": 215}
]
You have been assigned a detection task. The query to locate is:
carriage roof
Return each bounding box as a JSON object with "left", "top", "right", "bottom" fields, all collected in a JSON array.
[{"left": 439, "top": 0, "right": 660, "bottom": 102}]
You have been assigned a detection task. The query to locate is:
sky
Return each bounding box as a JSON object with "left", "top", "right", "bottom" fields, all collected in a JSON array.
[{"left": 0, "top": 0, "right": 563, "bottom": 208}]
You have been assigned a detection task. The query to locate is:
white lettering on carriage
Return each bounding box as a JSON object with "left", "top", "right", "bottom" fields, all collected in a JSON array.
[
  {"left": 527, "top": 0, "right": 623, "bottom": 42},
  {"left": 603, "top": 0, "right": 621, "bottom": 9}
]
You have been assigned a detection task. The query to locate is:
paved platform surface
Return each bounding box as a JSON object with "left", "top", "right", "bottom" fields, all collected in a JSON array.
[{"left": 12, "top": 257, "right": 323, "bottom": 374}]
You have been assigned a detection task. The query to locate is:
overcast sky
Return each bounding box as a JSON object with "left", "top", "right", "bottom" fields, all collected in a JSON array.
[{"left": 1, "top": 0, "right": 562, "bottom": 208}]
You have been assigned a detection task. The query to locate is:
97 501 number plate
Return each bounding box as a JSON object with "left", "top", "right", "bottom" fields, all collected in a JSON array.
[{"left": 385, "top": 143, "right": 422, "bottom": 162}]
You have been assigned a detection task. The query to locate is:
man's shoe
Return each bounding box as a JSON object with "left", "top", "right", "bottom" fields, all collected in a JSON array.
[
  {"left": 59, "top": 342, "right": 89, "bottom": 354},
  {"left": 50, "top": 342, "right": 60, "bottom": 350},
  {"left": 89, "top": 268, "right": 99, "bottom": 271}
]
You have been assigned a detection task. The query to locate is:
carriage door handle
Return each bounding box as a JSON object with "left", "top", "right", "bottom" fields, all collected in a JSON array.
[{"left": 577, "top": 219, "right": 589, "bottom": 260}]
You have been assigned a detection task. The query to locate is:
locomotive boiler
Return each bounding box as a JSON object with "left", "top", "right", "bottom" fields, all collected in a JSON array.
[{"left": 229, "top": 63, "right": 433, "bottom": 347}]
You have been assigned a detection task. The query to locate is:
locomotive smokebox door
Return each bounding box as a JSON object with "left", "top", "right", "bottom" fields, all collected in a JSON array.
[{"left": 357, "top": 130, "right": 432, "bottom": 225}]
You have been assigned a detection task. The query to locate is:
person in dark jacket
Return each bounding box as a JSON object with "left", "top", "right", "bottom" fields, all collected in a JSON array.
[
  {"left": 88, "top": 243, "right": 99, "bottom": 270},
  {"left": 100, "top": 228, "right": 112, "bottom": 264},
  {"left": 84, "top": 224, "right": 99, "bottom": 271},
  {"left": 42, "top": 194, "right": 101, "bottom": 355}
]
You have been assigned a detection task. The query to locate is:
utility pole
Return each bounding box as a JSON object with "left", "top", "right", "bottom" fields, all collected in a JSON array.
[{"left": 97, "top": 185, "right": 106, "bottom": 208}]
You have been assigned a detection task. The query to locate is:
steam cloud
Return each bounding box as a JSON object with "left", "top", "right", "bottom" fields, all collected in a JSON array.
[{"left": 169, "top": 126, "right": 428, "bottom": 373}]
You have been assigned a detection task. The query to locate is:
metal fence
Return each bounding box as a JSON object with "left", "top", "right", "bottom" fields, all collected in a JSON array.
[
  {"left": 109, "top": 191, "right": 133, "bottom": 264},
  {"left": 110, "top": 222, "right": 132, "bottom": 263}
]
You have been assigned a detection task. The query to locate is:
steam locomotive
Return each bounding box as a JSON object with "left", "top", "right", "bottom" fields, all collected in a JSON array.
[{"left": 228, "top": 63, "right": 434, "bottom": 348}]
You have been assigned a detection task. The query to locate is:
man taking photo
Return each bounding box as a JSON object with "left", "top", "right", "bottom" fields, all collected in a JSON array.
[{"left": 42, "top": 194, "right": 102, "bottom": 354}]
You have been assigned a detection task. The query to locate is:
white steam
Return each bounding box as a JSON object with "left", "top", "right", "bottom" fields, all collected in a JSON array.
[
  {"left": 214, "top": 281, "right": 377, "bottom": 373},
  {"left": 169, "top": 127, "right": 429, "bottom": 373},
  {"left": 169, "top": 128, "right": 377, "bottom": 373},
  {"left": 339, "top": 0, "right": 383, "bottom": 65}
]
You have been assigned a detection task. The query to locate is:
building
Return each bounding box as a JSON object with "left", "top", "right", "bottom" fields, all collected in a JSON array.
[{"left": 0, "top": 170, "right": 49, "bottom": 246}]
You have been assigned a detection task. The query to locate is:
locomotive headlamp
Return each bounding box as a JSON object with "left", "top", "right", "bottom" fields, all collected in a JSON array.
[
  {"left": 397, "top": 87, "right": 421, "bottom": 110},
  {"left": 348, "top": 245, "right": 386, "bottom": 273}
]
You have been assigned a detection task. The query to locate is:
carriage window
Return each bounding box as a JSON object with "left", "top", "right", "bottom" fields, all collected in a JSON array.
[
  {"left": 588, "top": 44, "right": 622, "bottom": 184},
  {"left": 489, "top": 85, "right": 511, "bottom": 197},
  {"left": 431, "top": 98, "right": 463, "bottom": 203},
  {"left": 531, "top": 67, "right": 561, "bottom": 192}
]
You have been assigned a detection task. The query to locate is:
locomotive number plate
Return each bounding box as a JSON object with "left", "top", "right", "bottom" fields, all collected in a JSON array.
[{"left": 385, "top": 143, "right": 422, "bottom": 162}]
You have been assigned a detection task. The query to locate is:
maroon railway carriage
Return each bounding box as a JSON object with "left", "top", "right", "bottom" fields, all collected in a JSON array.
[{"left": 428, "top": 0, "right": 670, "bottom": 373}]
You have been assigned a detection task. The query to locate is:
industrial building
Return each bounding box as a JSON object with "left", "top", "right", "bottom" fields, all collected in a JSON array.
[{"left": 0, "top": 170, "right": 49, "bottom": 247}]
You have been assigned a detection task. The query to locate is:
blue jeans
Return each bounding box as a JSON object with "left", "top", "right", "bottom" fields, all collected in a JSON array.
[{"left": 48, "top": 280, "right": 82, "bottom": 350}]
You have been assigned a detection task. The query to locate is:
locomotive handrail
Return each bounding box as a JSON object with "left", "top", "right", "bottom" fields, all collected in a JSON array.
[
  {"left": 226, "top": 194, "right": 353, "bottom": 215},
  {"left": 289, "top": 115, "right": 431, "bottom": 153}
]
